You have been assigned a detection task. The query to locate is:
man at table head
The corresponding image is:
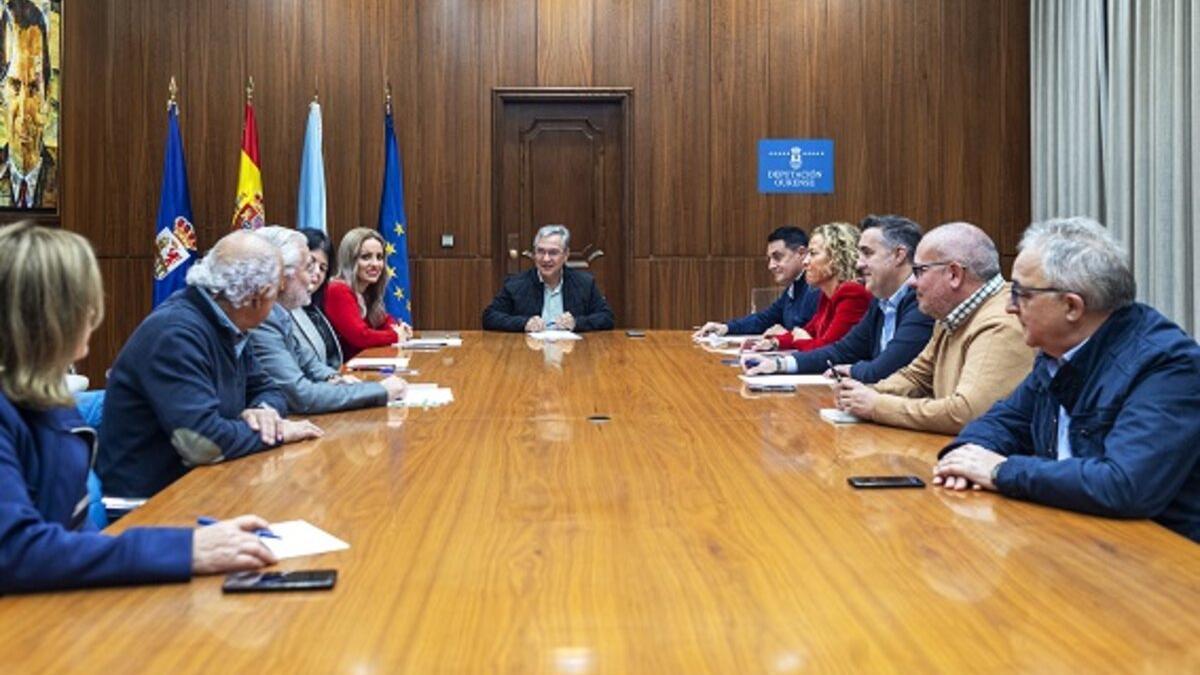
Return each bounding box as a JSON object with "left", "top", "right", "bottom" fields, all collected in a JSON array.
[
  {"left": 249, "top": 226, "right": 407, "bottom": 414},
  {"left": 98, "top": 230, "right": 324, "bottom": 499},
  {"left": 482, "top": 224, "right": 615, "bottom": 333},
  {"left": 832, "top": 222, "right": 1035, "bottom": 434},
  {"left": 693, "top": 226, "right": 820, "bottom": 339},
  {"left": 743, "top": 215, "right": 934, "bottom": 382},
  {"left": 934, "top": 217, "right": 1200, "bottom": 541}
]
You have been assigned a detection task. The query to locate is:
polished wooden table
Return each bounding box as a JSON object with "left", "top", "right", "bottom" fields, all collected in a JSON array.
[{"left": 2, "top": 332, "right": 1197, "bottom": 673}]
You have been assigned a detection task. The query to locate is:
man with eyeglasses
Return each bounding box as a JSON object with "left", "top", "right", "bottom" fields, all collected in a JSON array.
[
  {"left": 933, "top": 217, "right": 1200, "bottom": 541},
  {"left": 483, "top": 224, "right": 615, "bottom": 332},
  {"left": 741, "top": 215, "right": 934, "bottom": 383},
  {"left": 99, "top": 230, "right": 324, "bottom": 499},
  {"left": 693, "top": 226, "right": 821, "bottom": 340},
  {"left": 248, "top": 226, "right": 406, "bottom": 414},
  {"left": 832, "top": 222, "right": 1034, "bottom": 434}
]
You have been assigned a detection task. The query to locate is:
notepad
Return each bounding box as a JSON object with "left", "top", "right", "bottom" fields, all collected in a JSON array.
[
  {"left": 260, "top": 520, "right": 349, "bottom": 560},
  {"left": 819, "top": 408, "right": 862, "bottom": 424},
  {"left": 389, "top": 383, "right": 455, "bottom": 408},
  {"left": 529, "top": 330, "right": 583, "bottom": 341},
  {"left": 739, "top": 374, "right": 834, "bottom": 387},
  {"left": 695, "top": 334, "right": 758, "bottom": 347},
  {"left": 345, "top": 356, "right": 411, "bottom": 370}
]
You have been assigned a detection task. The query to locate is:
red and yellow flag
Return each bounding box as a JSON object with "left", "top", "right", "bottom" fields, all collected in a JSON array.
[{"left": 232, "top": 97, "right": 265, "bottom": 230}]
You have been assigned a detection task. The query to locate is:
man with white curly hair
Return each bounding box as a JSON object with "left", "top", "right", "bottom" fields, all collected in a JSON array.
[
  {"left": 99, "top": 230, "right": 324, "bottom": 499},
  {"left": 935, "top": 217, "right": 1200, "bottom": 541}
]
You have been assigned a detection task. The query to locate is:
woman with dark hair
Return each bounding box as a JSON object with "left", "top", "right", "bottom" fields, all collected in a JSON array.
[
  {"left": 0, "top": 221, "right": 275, "bottom": 593},
  {"left": 324, "top": 227, "right": 413, "bottom": 359},
  {"left": 291, "top": 228, "right": 343, "bottom": 369}
]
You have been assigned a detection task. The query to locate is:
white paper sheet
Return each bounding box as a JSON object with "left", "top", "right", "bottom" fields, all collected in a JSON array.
[
  {"left": 739, "top": 374, "right": 834, "bottom": 387},
  {"left": 695, "top": 334, "right": 759, "bottom": 347},
  {"left": 260, "top": 520, "right": 350, "bottom": 560},
  {"left": 529, "top": 330, "right": 583, "bottom": 342},
  {"left": 819, "top": 408, "right": 862, "bottom": 424},
  {"left": 401, "top": 337, "right": 463, "bottom": 348},
  {"left": 345, "top": 356, "right": 411, "bottom": 370},
  {"left": 389, "top": 383, "right": 455, "bottom": 408}
]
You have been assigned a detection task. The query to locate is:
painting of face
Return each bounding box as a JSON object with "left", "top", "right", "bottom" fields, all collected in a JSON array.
[{"left": 1, "top": 0, "right": 59, "bottom": 210}]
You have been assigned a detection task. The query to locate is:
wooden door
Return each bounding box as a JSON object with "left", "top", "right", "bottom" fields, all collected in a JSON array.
[{"left": 493, "top": 90, "right": 630, "bottom": 326}]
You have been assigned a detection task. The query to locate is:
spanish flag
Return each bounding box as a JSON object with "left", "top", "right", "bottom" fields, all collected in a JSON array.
[{"left": 232, "top": 92, "right": 265, "bottom": 230}]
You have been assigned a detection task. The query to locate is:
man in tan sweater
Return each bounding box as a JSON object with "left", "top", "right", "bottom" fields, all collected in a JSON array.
[{"left": 832, "top": 222, "right": 1034, "bottom": 435}]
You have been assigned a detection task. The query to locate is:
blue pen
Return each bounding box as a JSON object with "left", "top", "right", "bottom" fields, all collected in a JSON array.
[
  {"left": 745, "top": 358, "right": 761, "bottom": 368},
  {"left": 196, "top": 516, "right": 280, "bottom": 539}
]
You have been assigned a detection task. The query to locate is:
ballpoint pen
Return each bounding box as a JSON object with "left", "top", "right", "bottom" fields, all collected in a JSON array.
[{"left": 196, "top": 516, "right": 280, "bottom": 539}]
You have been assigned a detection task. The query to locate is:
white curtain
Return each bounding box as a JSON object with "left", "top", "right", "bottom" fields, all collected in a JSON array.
[{"left": 1032, "top": 0, "right": 1200, "bottom": 337}]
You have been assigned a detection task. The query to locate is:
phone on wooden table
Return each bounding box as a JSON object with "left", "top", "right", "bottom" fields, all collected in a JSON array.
[
  {"left": 222, "top": 569, "right": 338, "bottom": 593},
  {"left": 846, "top": 476, "right": 925, "bottom": 489}
]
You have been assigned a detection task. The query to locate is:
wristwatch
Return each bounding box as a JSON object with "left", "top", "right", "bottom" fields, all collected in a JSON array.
[{"left": 990, "top": 461, "right": 1004, "bottom": 486}]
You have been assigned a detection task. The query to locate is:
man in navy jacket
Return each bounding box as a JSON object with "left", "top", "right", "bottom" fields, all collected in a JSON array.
[
  {"left": 935, "top": 217, "right": 1200, "bottom": 541},
  {"left": 694, "top": 226, "right": 820, "bottom": 338},
  {"left": 743, "top": 215, "right": 934, "bottom": 383},
  {"left": 99, "top": 231, "right": 323, "bottom": 498},
  {"left": 483, "top": 224, "right": 615, "bottom": 332}
]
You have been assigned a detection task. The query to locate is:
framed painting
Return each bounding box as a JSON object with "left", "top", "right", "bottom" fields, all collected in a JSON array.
[{"left": 0, "top": 0, "right": 59, "bottom": 216}]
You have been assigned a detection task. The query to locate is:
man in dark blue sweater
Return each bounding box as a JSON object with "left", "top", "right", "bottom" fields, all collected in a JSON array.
[
  {"left": 98, "top": 231, "right": 324, "bottom": 498},
  {"left": 693, "top": 226, "right": 821, "bottom": 338},
  {"left": 934, "top": 217, "right": 1200, "bottom": 542},
  {"left": 742, "top": 215, "right": 934, "bottom": 383}
]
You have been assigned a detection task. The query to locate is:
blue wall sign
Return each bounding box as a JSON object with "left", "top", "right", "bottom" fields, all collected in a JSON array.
[{"left": 758, "top": 139, "right": 834, "bottom": 194}]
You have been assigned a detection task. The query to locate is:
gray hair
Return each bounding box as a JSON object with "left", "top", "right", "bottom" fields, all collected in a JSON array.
[
  {"left": 860, "top": 214, "right": 923, "bottom": 263},
  {"left": 1018, "top": 217, "right": 1136, "bottom": 312},
  {"left": 927, "top": 222, "right": 1001, "bottom": 280},
  {"left": 256, "top": 225, "right": 307, "bottom": 276},
  {"left": 186, "top": 230, "right": 281, "bottom": 308},
  {"left": 533, "top": 224, "right": 570, "bottom": 250}
]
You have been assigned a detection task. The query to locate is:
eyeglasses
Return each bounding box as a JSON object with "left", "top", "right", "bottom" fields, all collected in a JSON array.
[
  {"left": 911, "top": 261, "right": 954, "bottom": 279},
  {"left": 1009, "top": 280, "right": 1067, "bottom": 306},
  {"left": 535, "top": 247, "right": 564, "bottom": 259}
]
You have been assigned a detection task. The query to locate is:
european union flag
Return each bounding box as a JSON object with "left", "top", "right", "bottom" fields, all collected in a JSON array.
[
  {"left": 379, "top": 105, "right": 413, "bottom": 325},
  {"left": 152, "top": 99, "right": 198, "bottom": 307}
]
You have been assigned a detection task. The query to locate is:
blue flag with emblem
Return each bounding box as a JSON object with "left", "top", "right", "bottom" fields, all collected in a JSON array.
[
  {"left": 152, "top": 97, "right": 198, "bottom": 307},
  {"left": 378, "top": 102, "right": 413, "bottom": 325}
]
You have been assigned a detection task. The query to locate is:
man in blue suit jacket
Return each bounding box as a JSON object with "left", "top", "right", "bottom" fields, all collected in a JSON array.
[
  {"left": 743, "top": 215, "right": 933, "bottom": 383},
  {"left": 694, "top": 226, "right": 821, "bottom": 338},
  {"left": 935, "top": 218, "right": 1200, "bottom": 541},
  {"left": 483, "top": 225, "right": 615, "bottom": 332}
]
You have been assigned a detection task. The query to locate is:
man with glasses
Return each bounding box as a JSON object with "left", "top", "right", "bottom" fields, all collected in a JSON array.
[
  {"left": 832, "top": 222, "right": 1034, "bottom": 434},
  {"left": 934, "top": 217, "right": 1200, "bottom": 541},
  {"left": 483, "top": 224, "right": 615, "bottom": 332},
  {"left": 99, "top": 230, "right": 323, "bottom": 499},
  {"left": 693, "top": 226, "right": 820, "bottom": 339},
  {"left": 249, "top": 226, "right": 406, "bottom": 414},
  {"left": 741, "top": 215, "right": 934, "bottom": 383}
]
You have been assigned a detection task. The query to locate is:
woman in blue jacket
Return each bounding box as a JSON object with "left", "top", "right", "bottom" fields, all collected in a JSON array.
[{"left": 0, "top": 221, "right": 278, "bottom": 593}]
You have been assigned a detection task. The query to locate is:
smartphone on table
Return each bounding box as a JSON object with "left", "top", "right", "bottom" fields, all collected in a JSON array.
[
  {"left": 222, "top": 569, "right": 338, "bottom": 593},
  {"left": 846, "top": 476, "right": 925, "bottom": 489}
]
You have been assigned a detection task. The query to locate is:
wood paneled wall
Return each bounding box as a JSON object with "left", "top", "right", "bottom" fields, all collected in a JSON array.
[{"left": 42, "top": 0, "right": 1028, "bottom": 382}]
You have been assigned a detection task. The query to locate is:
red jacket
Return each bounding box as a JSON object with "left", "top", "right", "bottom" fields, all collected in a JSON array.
[
  {"left": 775, "top": 281, "right": 872, "bottom": 351},
  {"left": 323, "top": 279, "right": 397, "bottom": 358}
]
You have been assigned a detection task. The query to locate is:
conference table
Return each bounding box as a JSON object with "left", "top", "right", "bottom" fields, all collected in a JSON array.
[{"left": 1, "top": 332, "right": 1197, "bottom": 673}]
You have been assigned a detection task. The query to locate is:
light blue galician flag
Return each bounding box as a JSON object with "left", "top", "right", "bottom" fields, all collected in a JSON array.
[
  {"left": 152, "top": 100, "right": 198, "bottom": 307},
  {"left": 379, "top": 104, "right": 413, "bottom": 325},
  {"left": 296, "top": 100, "right": 327, "bottom": 232}
]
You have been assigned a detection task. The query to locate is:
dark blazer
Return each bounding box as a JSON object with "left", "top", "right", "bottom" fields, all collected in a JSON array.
[
  {"left": 482, "top": 267, "right": 615, "bottom": 332},
  {"left": 98, "top": 286, "right": 288, "bottom": 498},
  {"left": 789, "top": 285, "right": 934, "bottom": 383},
  {"left": 947, "top": 303, "right": 1200, "bottom": 542},
  {"left": 725, "top": 278, "right": 821, "bottom": 335},
  {"left": 0, "top": 394, "right": 191, "bottom": 593}
]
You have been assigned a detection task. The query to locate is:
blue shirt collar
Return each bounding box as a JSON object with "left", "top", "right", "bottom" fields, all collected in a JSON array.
[
  {"left": 881, "top": 278, "right": 910, "bottom": 309},
  {"left": 196, "top": 288, "right": 249, "bottom": 356}
]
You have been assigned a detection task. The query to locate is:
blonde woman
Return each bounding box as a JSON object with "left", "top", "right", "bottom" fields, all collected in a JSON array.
[
  {"left": 0, "top": 222, "right": 275, "bottom": 593},
  {"left": 750, "top": 222, "right": 872, "bottom": 352},
  {"left": 324, "top": 227, "right": 413, "bottom": 358}
]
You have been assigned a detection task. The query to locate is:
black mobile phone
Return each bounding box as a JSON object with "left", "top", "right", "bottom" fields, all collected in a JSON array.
[
  {"left": 625, "top": 329, "right": 646, "bottom": 338},
  {"left": 847, "top": 475, "right": 925, "bottom": 489},
  {"left": 222, "top": 569, "right": 338, "bottom": 593},
  {"left": 747, "top": 383, "right": 797, "bottom": 393}
]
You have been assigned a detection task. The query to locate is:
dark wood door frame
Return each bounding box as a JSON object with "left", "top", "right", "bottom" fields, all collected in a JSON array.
[{"left": 492, "top": 87, "right": 634, "bottom": 326}]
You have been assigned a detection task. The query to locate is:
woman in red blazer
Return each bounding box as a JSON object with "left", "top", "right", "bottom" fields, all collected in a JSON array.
[
  {"left": 324, "top": 227, "right": 413, "bottom": 358},
  {"left": 750, "top": 222, "right": 871, "bottom": 352}
]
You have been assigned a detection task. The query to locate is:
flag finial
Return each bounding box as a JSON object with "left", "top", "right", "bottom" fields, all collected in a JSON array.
[
  {"left": 246, "top": 76, "right": 255, "bottom": 102},
  {"left": 168, "top": 76, "right": 178, "bottom": 107},
  {"left": 313, "top": 78, "right": 319, "bottom": 103},
  {"left": 385, "top": 80, "right": 392, "bottom": 115}
]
